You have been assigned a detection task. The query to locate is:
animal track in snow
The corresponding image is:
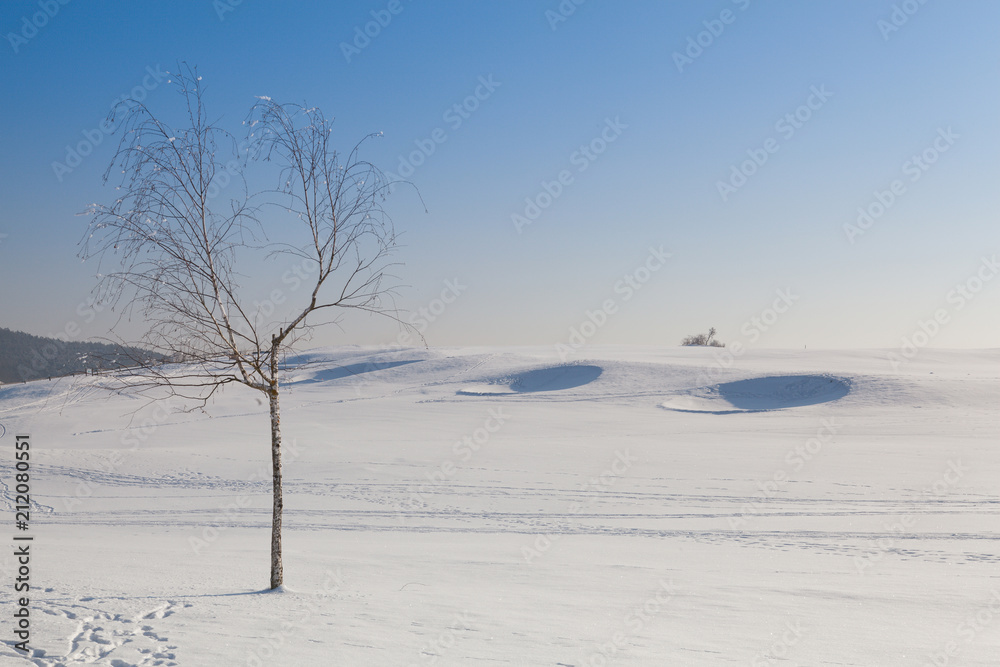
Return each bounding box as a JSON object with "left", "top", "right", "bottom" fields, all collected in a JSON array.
[{"left": 5, "top": 599, "right": 190, "bottom": 666}]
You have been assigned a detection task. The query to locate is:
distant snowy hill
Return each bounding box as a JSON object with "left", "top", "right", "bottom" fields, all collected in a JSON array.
[{"left": 0, "top": 327, "right": 160, "bottom": 383}]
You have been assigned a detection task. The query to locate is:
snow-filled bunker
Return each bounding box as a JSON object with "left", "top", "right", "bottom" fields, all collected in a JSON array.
[
  {"left": 458, "top": 364, "right": 603, "bottom": 395},
  {"left": 289, "top": 359, "right": 423, "bottom": 385},
  {"left": 660, "top": 374, "right": 850, "bottom": 414}
]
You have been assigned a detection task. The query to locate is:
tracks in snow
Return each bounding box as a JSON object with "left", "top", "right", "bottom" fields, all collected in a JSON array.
[{"left": 1, "top": 599, "right": 191, "bottom": 666}]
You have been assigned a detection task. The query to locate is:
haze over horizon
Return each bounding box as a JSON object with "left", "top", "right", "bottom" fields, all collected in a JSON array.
[{"left": 2, "top": 1, "right": 998, "bottom": 352}]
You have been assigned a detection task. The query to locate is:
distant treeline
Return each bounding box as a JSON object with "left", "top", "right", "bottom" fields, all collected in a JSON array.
[{"left": 0, "top": 327, "right": 161, "bottom": 384}]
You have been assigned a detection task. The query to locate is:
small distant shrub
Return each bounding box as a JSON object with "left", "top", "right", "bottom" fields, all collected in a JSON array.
[{"left": 681, "top": 327, "right": 725, "bottom": 347}]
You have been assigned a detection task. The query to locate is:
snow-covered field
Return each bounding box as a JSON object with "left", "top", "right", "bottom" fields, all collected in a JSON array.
[{"left": 0, "top": 346, "right": 997, "bottom": 666}]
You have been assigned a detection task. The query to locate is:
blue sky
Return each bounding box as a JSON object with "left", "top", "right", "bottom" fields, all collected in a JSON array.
[{"left": 1, "top": 0, "right": 998, "bottom": 351}]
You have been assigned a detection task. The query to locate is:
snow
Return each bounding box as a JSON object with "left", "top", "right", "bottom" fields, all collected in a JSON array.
[
  {"left": 660, "top": 374, "right": 852, "bottom": 414},
  {"left": 0, "top": 346, "right": 997, "bottom": 665},
  {"left": 457, "top": 363, "right": 603, "bottom": 395}
]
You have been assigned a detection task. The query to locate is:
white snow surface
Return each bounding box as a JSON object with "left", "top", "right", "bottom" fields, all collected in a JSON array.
[{"left": 0, "top": 346, "right": 997, "bottom": 666}]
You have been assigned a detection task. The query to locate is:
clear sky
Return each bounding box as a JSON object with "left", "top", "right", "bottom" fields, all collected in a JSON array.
[{"left": 1, "top": 0, "right": 998, "bottom": 351}]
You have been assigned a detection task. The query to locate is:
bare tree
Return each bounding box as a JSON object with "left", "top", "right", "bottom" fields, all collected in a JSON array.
[
  {"left": 680, "top": 327, "right": 724, "bottom": 347},
  {"left": 80, "top": 65, "right": 419, "bottom": 590}
]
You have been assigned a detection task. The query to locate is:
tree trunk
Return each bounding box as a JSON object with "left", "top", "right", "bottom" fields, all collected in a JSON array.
[{"left": 269, "top": 337, "right": 283, "bottom": 590}]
